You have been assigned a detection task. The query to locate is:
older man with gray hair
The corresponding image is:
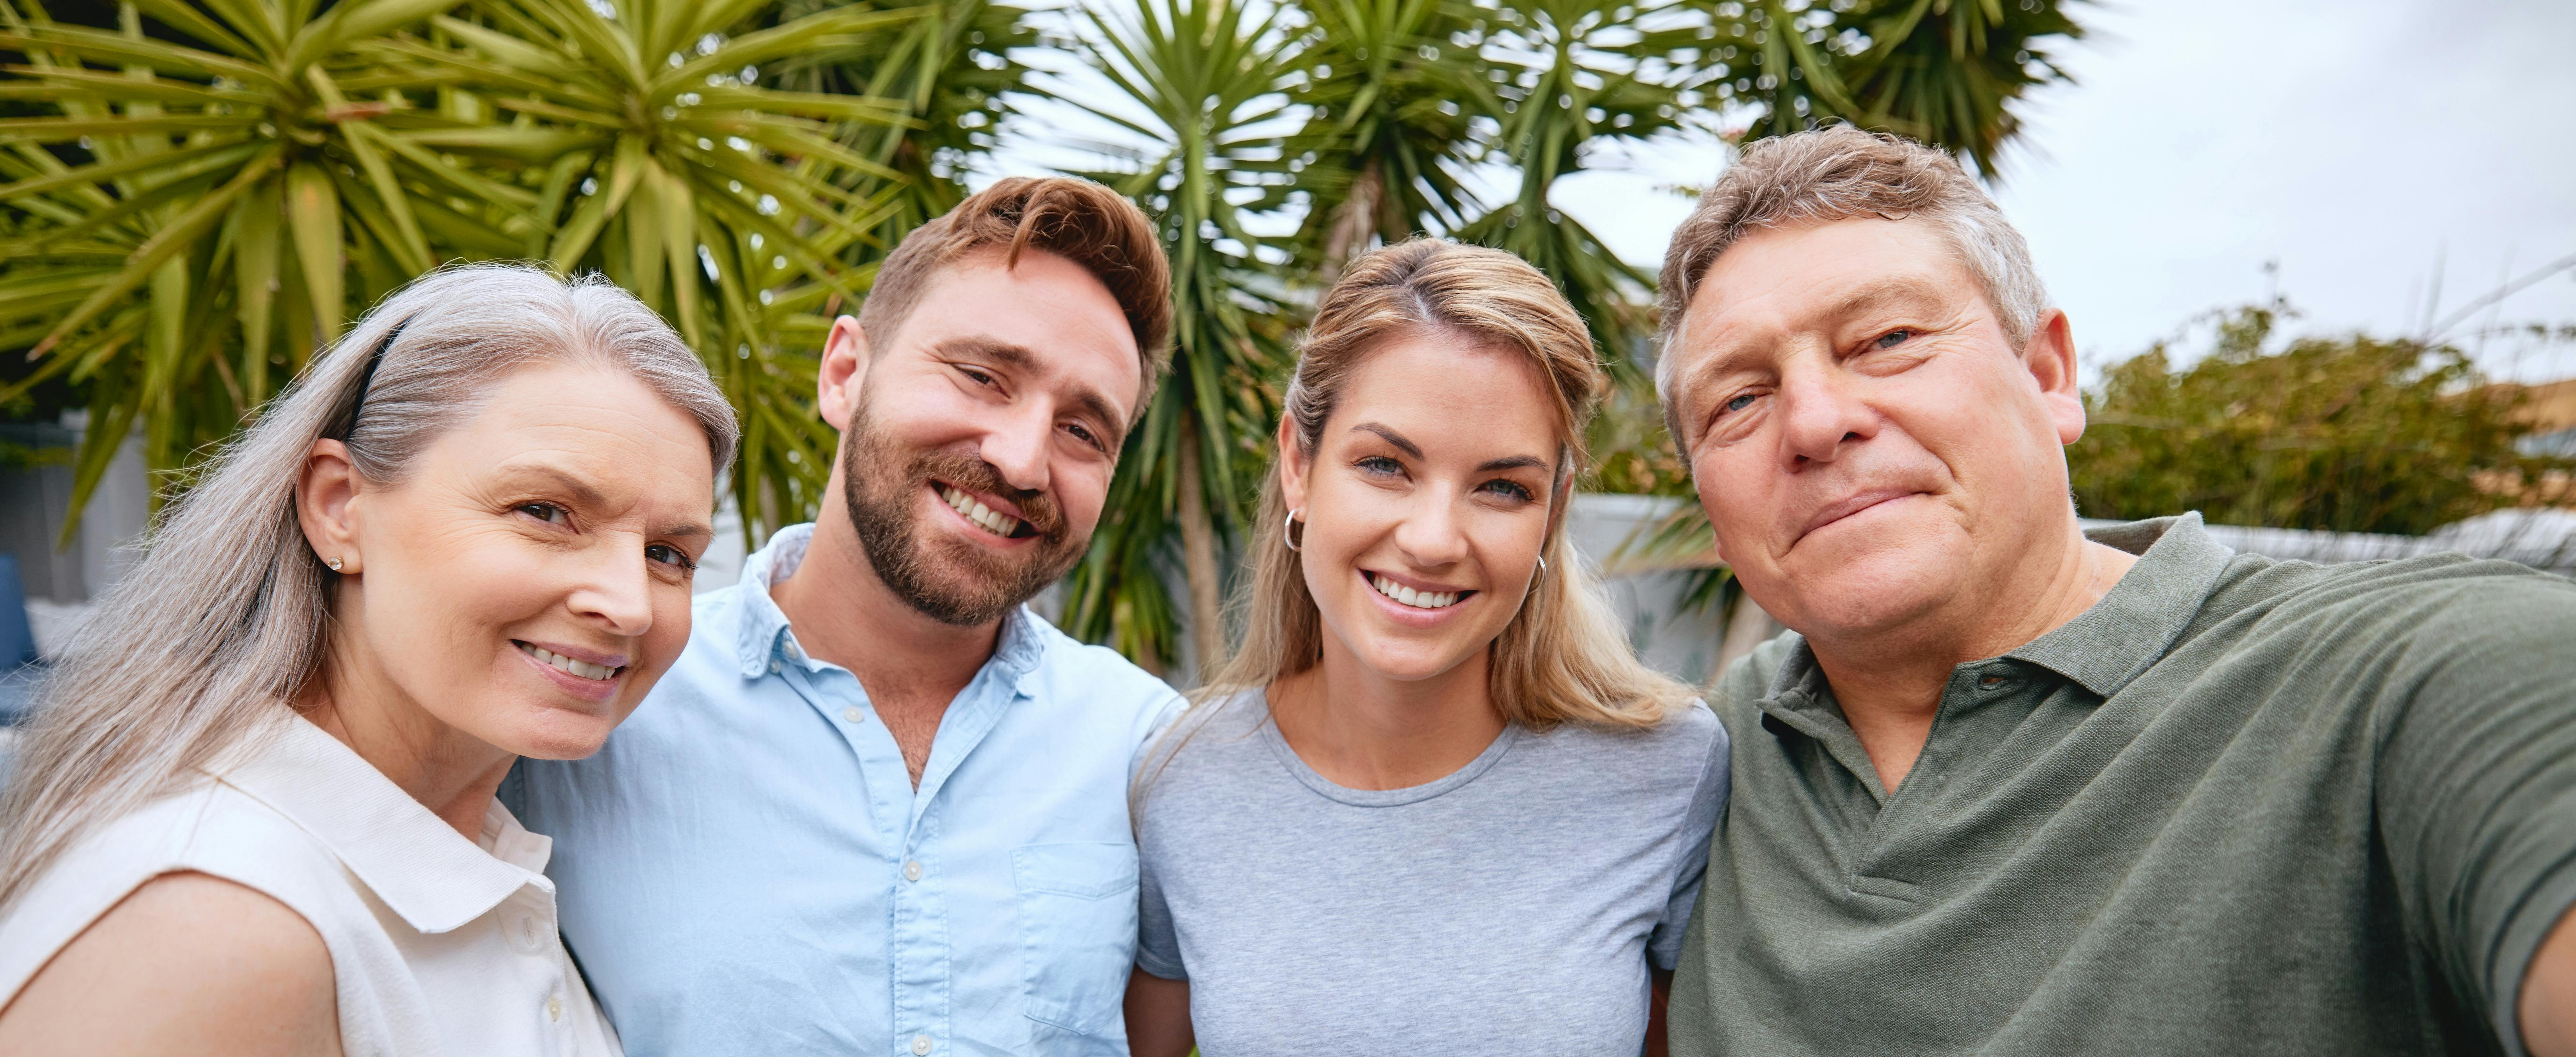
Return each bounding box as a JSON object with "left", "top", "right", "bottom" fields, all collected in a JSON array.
[{"left": 1654, "top": 124, "right": 2576, "bottom": 1056}]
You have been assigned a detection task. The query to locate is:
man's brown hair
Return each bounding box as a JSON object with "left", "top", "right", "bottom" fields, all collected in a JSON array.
[{"left": 856, "top": 176, "right": 1174, "bottom": 413}]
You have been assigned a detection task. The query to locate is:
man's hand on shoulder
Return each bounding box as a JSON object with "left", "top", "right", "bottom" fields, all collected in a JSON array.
[{"left": 0, "top": 871, "right": 340, "bottom": 1057}]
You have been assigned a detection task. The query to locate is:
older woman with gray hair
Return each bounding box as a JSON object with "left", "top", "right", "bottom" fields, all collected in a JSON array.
[{"left": 0, "top": 265, "right": 737, "bottom": 1056}]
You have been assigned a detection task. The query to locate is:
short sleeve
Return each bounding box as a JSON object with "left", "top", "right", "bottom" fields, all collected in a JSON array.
[
  {"left": 2372, "top": 573, "right": 2576, "bottom": 1053},
  {"left": 1648, "top": 702, "right": 1733, "bottom": 972},
  {"left": 1133, "top": 834, "right": 1187, "bottom": 980}
]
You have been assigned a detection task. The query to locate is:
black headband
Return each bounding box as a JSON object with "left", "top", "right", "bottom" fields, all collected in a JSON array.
[{"left": 335, "top": 316, "right": 413, "bottom": 442}]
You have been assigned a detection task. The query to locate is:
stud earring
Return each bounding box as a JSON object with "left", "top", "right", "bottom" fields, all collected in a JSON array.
[
  {"left": 1283, "top": 509, "right": 1305, "bottom": 552},
  {"left": 326, "top": 556, "right": 345, "bottom": 572}
]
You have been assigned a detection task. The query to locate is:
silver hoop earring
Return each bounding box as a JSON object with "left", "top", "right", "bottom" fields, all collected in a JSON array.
[
  {"left": 1536, "top": 555, "right": 1547, "bottom": 576},
  {"left": 326, "top": 556, "right": 344, "bottom": 572},
  {"left": 1283, "top": 508, "right": 1305, "bottom": 552}
]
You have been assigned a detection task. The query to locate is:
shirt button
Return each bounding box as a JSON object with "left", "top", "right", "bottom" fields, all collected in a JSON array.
[
  {"left": 843, "top": 706, "right": 865, "bottom": 723},
  {"left": 903, "top": 860, "right": 923, "bottom": 882},
  {"left": 546, "top": 995, "right": 563, "bottom": 1022},
  {"left": 911, "top": 1033, "right": 933, "bottom": 1055},
  {"left": 769, "top": 659, "right": 782, "bottom": 675}
]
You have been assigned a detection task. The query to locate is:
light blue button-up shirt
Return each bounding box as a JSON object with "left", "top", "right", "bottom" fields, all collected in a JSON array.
[{"left": 505, "top": 524, "right": 1181, "bottom": 1057}]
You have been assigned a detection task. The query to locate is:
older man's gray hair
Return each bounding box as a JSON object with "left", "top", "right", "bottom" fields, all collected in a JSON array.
[{"left": 1654, "top": 125, "right": 2052, "bottom": 425}]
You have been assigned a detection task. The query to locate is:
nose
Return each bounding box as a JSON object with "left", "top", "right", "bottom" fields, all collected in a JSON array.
[
  {"left": 567, "top": 539, "right": 655, "bottom": 639},
  {"left": 977, "top": 403, "right": 1053, "bottom": 495},
  {"left": 1390, "top": 488, "right": 1472, "bottom": 570},
  {"left": 1775, "top": 359, "right": 1879, "bottom": 470}
]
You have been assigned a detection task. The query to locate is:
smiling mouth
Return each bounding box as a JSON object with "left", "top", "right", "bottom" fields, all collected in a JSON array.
[
  {"left": 937, "top": 484, "right": 1033, "bottom": 539},
  {"left": 515, "top": 641, "right": 623, "bottom": 681},
  {"left": 1369, "top": 573, "right": 1471, "bottom": 610},
  {"left": 1797, "top": 490, "right": 1923, "bottom": 546}
]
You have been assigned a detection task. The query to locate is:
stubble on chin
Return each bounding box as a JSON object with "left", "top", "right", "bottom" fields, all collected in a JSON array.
[{"left": 836, "top": 404, "right": 1087, "bottom": 627}]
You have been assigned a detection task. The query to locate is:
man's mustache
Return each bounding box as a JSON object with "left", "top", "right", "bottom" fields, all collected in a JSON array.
[{"left": 908, "top": 449, "right": 1067, "bottom": 538}]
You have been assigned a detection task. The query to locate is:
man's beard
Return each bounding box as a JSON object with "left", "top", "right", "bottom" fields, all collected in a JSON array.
[{"left": 839, "top": 402, "right": 1088, "bottom": 627}]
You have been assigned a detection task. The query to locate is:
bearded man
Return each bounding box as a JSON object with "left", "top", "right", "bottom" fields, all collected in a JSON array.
[
  {"left": 1655, "top": 127, "right": 2576, "bottom": 1055},
  {"left": 508, "top": 177, "right": 1178, "bottom": 1057}
]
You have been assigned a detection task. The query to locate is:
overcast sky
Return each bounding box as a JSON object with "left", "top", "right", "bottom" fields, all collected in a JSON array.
[
  {"left": 1562, "top": 0, "right": 2576, "bottom": 383},
  {"left": 992, "top": 0, "right": 2576, "bottom": 384}
]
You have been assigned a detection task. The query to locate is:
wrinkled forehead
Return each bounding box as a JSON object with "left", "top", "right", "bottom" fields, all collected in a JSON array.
[{"left": 1662, "top": 219, "right": 1985, "bottom": 390}]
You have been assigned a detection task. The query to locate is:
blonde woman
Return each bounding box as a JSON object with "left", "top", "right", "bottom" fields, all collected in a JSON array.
[
  {"left": 1124, "top": 240, "right": 1729, "bottom": 1057},
  {"left": 0, "top": 265, "right": 736, "bottom": 1056}
]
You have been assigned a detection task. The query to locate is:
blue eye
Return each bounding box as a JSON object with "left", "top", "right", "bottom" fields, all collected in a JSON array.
[
  {"left": 1355, "top": 455, "right": 1402, "bottom": 475},
  {"left": 1479, "top": 479, "right": 1535, "bottom": 502},
  {"left": 1875, "top": 329, "right": 1912, "bottom": 349},
  {"left": 1724, "top": 393, "right": 1757, "bottom": 413}
]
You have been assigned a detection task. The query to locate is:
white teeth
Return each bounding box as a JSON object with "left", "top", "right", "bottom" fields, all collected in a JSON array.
[
  {"left": 1370, "top": 574, "right": 1459, "bottom": 610},
  {"left": 520, "top": 642, "right": 618, "bottom": 681},
  {"left": 941, "top": 485, "right": 1025, "bottom": 537}
]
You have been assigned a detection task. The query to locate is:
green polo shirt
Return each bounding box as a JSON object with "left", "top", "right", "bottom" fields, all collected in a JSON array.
[{"left": 1671, "top": 514, "right": 2576, "bottom": 1056}]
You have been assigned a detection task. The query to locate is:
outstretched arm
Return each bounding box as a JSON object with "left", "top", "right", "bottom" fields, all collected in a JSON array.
[
  {"left": 0, "top": 871, "right": 340, "bottom": 1057},
  {"left": 1124, "top": 968, "right": 1193, "bottom": 1057}
]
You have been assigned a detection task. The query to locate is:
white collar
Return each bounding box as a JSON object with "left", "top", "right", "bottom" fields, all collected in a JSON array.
[{"left": 215, "top": 713, "right": 547, "bottom": 935}]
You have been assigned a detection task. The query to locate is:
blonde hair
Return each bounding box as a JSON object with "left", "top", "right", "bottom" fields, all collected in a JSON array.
[
  {"left": 0, "top": 264, "right": 738, "bottom": 911},
  {"left": 1200, "top": 239, "right": 1692, "bottom": 731}
]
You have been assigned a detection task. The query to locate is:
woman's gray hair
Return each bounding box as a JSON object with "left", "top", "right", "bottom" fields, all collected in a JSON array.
[
  {"left": 0, "top": 263, "right": 737, "bottom": 909},
  {"left": 1654, "top": 125, "right": 2051, "bottom": 416}
]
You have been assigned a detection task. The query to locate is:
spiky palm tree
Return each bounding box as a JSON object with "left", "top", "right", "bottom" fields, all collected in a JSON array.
[
  {"left": 1284, "top": 0, "right": 1483, "bottom": 281},
  {"left": 772, "top": 0, "right": 1039, "bottom": 261},
  {"left": 0, "top": 0, "right": 916, "bottom": 539},
  {"left": 1459, "top": 0, "right": 1712, "bottom": 370},
  {"left": 1056, "top": 0, "right": 1302, "bottom": 674}
]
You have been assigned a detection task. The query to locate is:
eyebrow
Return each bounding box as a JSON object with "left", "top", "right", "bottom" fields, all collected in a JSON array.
[
  {"left": 505, "top": 465, "right": 710, "bottom": 541},
  {"left": 1350, "top": 422, "right": 1422, "bottom": 458},
  {"left": 511, "top": 464, "right": 606, "bottom": 509},
  {"left": 1353, "top": 423, "right": 1551, "bottom": 474},
  {"left": 1675, "top": 277, "right": 1953, "bottom": 397},
  {"left": 1822, "top": 277, "right": 1949, "bottom": 327},
  {"left": 934, "top": 336, "right": 1131, "bottom": 450}
]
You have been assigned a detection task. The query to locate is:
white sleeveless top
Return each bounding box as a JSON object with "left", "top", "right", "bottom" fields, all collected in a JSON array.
[{"left": 0, "top": 715, "right": 620, "bottom": 1057}]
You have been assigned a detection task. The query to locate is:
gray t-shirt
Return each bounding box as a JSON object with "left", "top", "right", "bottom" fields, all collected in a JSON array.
[{"left": 1135, "top": 688, "right": 1729, "bottom": 1057}]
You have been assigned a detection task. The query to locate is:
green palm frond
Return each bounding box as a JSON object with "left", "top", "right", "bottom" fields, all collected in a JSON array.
[
  {"left": 0, "top": 0, "right": 918, "bottom": 542},
  {"left": 1055, "top": 0, "right": 1303, "bottom": 672},
  {"left": 429, "top": 0, "right": 919, "bottom": 540},
  {"left": 1283, "top": 0, "right": 1484, "bottom": 275},
  {"left": 770, "top": 0, "right": 1039, "bottom": 258},
  {"left": 1455, "top": 0, "right": 1708, "bottom": 373},
  {"left": 1721, "top": 0, "right": 2085, "bottom": 176}
]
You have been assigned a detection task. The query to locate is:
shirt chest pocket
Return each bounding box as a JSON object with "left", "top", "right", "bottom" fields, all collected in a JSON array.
[{"left": 1011, "top": 842, "right": 1139, "bottom": 1040}]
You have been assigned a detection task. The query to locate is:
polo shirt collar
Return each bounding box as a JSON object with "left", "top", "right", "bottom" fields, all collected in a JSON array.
[
  {"left": 727, "top": 521, "right": 1047, "bottom": 685},
  {"left": 2006, "top": 513, "right": 2234, "bottom": 698},
  {"left": 1758, "top": 513, "right": 2238, "bottom": 714},
  {"left": 215, "top": 713, "right": 543, "bottom": 935}
]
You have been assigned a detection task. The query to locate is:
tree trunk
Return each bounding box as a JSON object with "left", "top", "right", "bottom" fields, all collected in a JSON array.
[
  {"left": 1319, "top": 158, "right": 1385, "bottom": 287},
  {"left": 1176, "top": 421, "right": 1224, "bottom": 683}
]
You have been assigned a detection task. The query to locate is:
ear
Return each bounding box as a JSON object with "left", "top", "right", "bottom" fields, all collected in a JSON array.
[
  {"left": 1276, "top": 412, "right": 1310, "bottom": 515},
  {"left": 297, "top": 439, "right": 365, "bottom": 575},
  {"left": 818, "top": 314, "right": 872, "bottom": 434},
  {"left": 2022, "top": 309, "right": 2085, "bottom": 445}
]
